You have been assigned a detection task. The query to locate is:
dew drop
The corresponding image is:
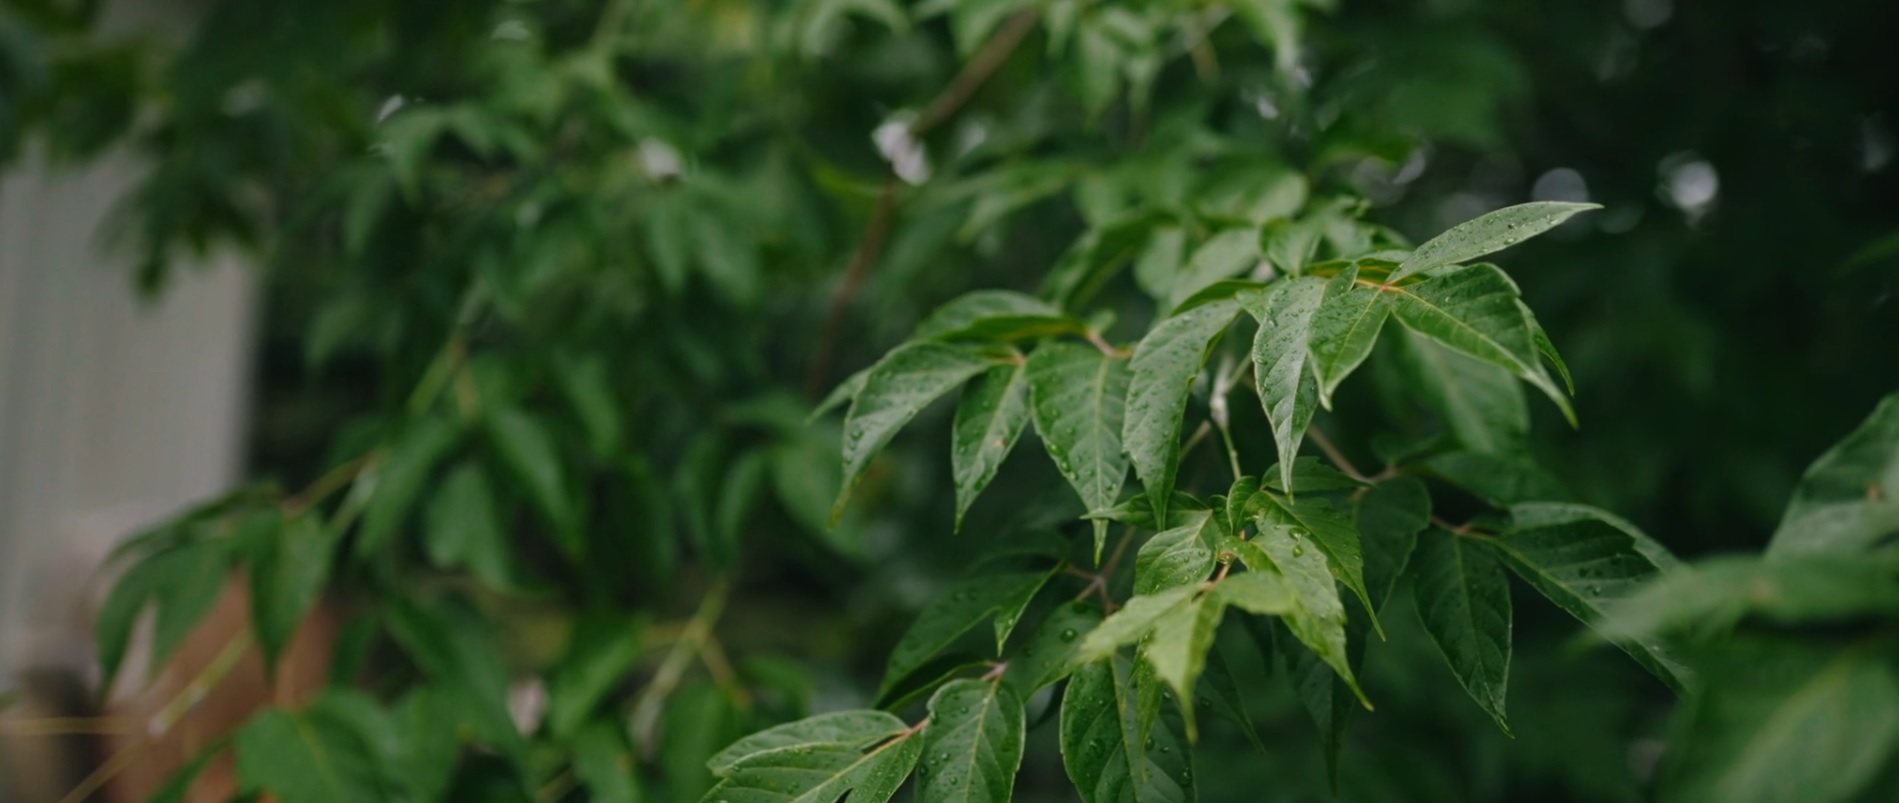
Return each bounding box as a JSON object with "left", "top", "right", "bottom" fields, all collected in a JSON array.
[
  {"left": 1292, "top": 545, "right": 1305, "bottom": 557},
  {"left": 1060, "top": 628, "right": 1079, "bottom": 642}
]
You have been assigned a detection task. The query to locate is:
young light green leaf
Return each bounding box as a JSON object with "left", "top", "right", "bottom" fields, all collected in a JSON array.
[
  {"left": 573, "top": 722, "right": 643, "bottom": 803},
  {"left": 423, "top": 461, "right": 514, "bottom": 590},
  {"left": 951, "top": 362, "right": 1032, "bottom": 530},
  {"left": 1307, "top": 265, "right": 1391, "bottom": 409},
  {"left": 1006, "top": 601, "right": 1104, "bottom": 694},
  {"left": 1249, "top": 490, "right": 1379, "bottom": 636},
  {"left": 882, "top": 571, "right": 1054, "bottom": 696},
  {"left": 1412, "top": 528, "right": 1513, "bottom": 734},
  {"left": 1139, "top": 592, "right": 1225, "bottom": 738},
  {"left": 1395, "top": 327, "right": 1529, "bottom": 455},
  {"left": 1521, "top": 299, "right": 1575, "bottom": 393},
  {"left": 1354, "top": 476, "right": 1430, "bottom": 610},
  {"left": 1387, "top": 264, "right": 1574, "bottom": 425},
  {"left": 1491, "top": 503, "right": 1688, "bottom": 693},
  {"left": 1212, "top": 571, "right": 1296, "bottom": 615},
  {"left": 837, "top": 341, "right": 1002, "bottom": 523},
  {"left": 1060, "top": 657, "right": 1194, "bottom": 803},
  {"left": 699, "top": 731, "right": 923, "bottom": 803},
  {"left": 1166, "top": 228, "right": 1260, "bottom": 311},
  {"left": 1661, "top": 637, "right": 1899, "bottom": 803},
  {"left": 545, "top": 613, "right": 644, "bottom": 739},
  {"left": 1134, "top": 509, "right": 1220, "bottom": 594},
  {"left": 1027, "top": 341, "right": 1132, "bottom": 559},
  {"left": 484, "top": 406, "right": 579, "bottom": 554},
  {"left": 915, "top": 289, "right": 1084, "bottom": 342},
  {"left": 1599, "top": 554, "right": 1899, "bottom": 643},
  {"left": 1767, "top": 392, "right": 1899, "bottom": 558},
  {"left": 1125, "top": 299, "right": 1241, "bottom": 522},
  {"left": 358, "top": 416, "right": 459, "bottom": 555},
  {"left": 1078, "top": 584, "right": 1200, "bottom": 662},
  {"left": 1243, "top": 276, "right": 1328, "bottom": 493},
  {"left": 917, "top": 680, "right": 1026, "bottom": 803},
  {"left": 253, "top": 515, "right": 335, "bottom": 671},
  {"left": 707, "top": 710, "right": 909, "bottom": 776},
  {"left": 1230, "top": 526, "right": 1368, "bottom": 707},
  {"left": 1390, "top": 201, "right": 1599, "bottom": 282}
]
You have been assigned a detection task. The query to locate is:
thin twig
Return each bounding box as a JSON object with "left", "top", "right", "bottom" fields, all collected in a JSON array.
[
  {"left": 55, "top": 742, "right": 142, "bottom": 803},
  {"left": 1306, "top": 426, "right": 1370, "bottom": 483},
  {"left": 150, "top": 632, "right": 252, "bottom": 738},
  {"left": 629, "top": 579, "right": 731, "bottom": 753},
  {"left": 909, "top": 11, "right": 1040, "bottom": 138},
  {"left": 0, "top": 717, "right": 133, "bottom": 737}
]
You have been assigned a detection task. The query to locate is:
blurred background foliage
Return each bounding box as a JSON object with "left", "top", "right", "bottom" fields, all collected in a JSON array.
[{"left": 2, "top": 0, "right": 1896, "bottom": 801}]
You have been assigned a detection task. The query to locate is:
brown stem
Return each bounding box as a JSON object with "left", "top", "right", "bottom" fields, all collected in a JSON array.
[
  {"left": 909, "top": 11, "right": 1040, "bottom": 138},
  {"left": 1306, "top": 425, "right": 1371, "bottom": 483}
]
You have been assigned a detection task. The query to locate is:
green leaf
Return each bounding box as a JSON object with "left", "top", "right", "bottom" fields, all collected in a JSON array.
[
  {"left": 837, "top": 341, "right": 1001, "bottom": 522},
  {"left": 1491, "top": 503, "right": 1688, "bottom": 693},
  {"left": 1166, "top": 228, "right": 1260, "bottom": 310},
  {"left": 1661, "top": 637, "right": 1899, "bottom": 803},
  {"left": 1085, "top": 491, "right": 1208, "bottom": 532},
  {"left": 358, "top": 416, "right": 459, "bottom": 555},
  {"left": 1767, "top": 393, "right": 1899, "bottom": 557},
  {"left": 952, "top": 362, "right": 1032, "bottom": 530},
  {"left": 1139, "top": 591, "right": 1224, "bottom": 738},
  {"left": 235, "top": 700, "right": 391, "bottom": 803},
  {"left": 994, "top": 567, "right": 1059, "bottom": 653},
  {"left": 1354, "top": 476, "right": 1430, "bottom": 609},
  {"left": 253, "top": 515, "right": 335, "bottom": 671},
  {"left": 1006, "top": 601, "right": 1104, "bottom": 694},
  {"left": 699, "top": 730, "right": 922, "bottom": 803},
  {"left": 1387, "top": 264, "right": 1574, "bottom": 425},
  {"left": 546, "top": 612, "right": 644, "bottom": 739},
  {"left": 1027, "top": 341, "right": 1133, "bottom": 559},
  {"left": 809, "top": 366, "right": 869, "bottom": 423},
  {"left": 916, "top": 679, "right": 1026, "bottom": 803},
  {"left": 1599, "top": 554, "right": 1899, "bottom": 642},
  {"left": 1132, "top": 223, "right": 1187, "bottom": 300},
  {"left": 384, "top": 598, "right": 528, "bottom": 768},
  {"left": 1060, "top": 656, "right": 1194, "bottom": 803},
  {"left": 1134, "top": 509, "right": 1220, "bottom": 594},
  {"left": 484, "top": 406, "right": 579, "bottom": 554},
  {"left": 1395, "top": 327, "right": 1528, "bottom": 455},
  {"left": 1212, "top": 571, "right": 1297, "bottom": 615},
  {"left": 1125, "top": 299, "right": 1241, "bottom": 522},
  {"left": 1229, "top": 526, "right": 1367, "bottom": 707},
  {"left": 1412, "top": 528, "right": 1513, "bottom": 734},
  {"left": 916, "top": 290, "right": 1084, "bottom": 342},
  {"left": 1259, "top": 613, "right": 1366, "bottom": 790},
  {"left": 1258, "top": 458, "right": 1365, "bottom": 495},
  {"left": 714, "top": 449, "right": 769, "bottom": 566},
  {"left": 1077, "top": 584, "right": 1200, "bottom": 662},
  {"left": 1202, "top": 636, "right": 1269, "bottom": 755},
  {"left": 574, "top": 722, "right": 643, "bottom": 803},
  {"left": 1243, "top": 276, "right": 1328, "bottom": 493},
  {"left": 1261, "top": 215, "right": 1325, "bottom": 276},
  {"left": 882, "top": 571, "right": 1054, "bottom": 696},
  {"left": 148, "top": 542, "right": 230, "bottom": 674},
  {"left": 553, "top": 352, "right": 623, "bottom": 459},
  {"left": 708, "top": 711, "right": 909, "bottom": 776},
  {"left": 422, "top": 461, "right": 514, "bottom": 590},
  {"left": 1307, "top": 265, "right": 1391, "bottom": 409},
  {"left": 1389, "top": 201, "right": 1599, "bottom": 282},
  {"left": 1248, "top": 489, "right": 1379, "bottom": 636},
  {"left": 1425, "top": 451, "right": 1572, "bottom": 507}
]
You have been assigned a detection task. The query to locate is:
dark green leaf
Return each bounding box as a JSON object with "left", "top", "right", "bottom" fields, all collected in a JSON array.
[
  {"left": 1077, "top": 584, "right": 1200, "bottom": 662},
  {"left": 708, "top": 710, "right": 909, "bottom": 776},
  {"left": 1249, "top": 489, "right": 1378, "bottom": 635},
  {"left": 1134, "top": 509, "right": 1220, "bottom": 594},
  {"left": 883, "top": 571, "right": 1054, "bottom": 696},
  {"left": 1600, "top": 554, "right": 1899, "bottom": 642},
  {"left": 1425, "top": 451, "right": 1572, "bottom": 507},
  {"left": 1390, "top": 201, "right": 1599, "bottom": 281},
  {"left": 1354, "top": 476, "right": 1430, "bottom": 610},
  {"left": 836, "top": 341, "right": 1001, "bottom": 522},
  {"left": 1166, "top": 228, "right": 1260, "bottom": 311},
  {"left": 553, "top": 352, "right": 623, "bottom": 459},
  {"left": 1139, "top": 591, "right": 1224, "bottom": 737},
  {"left": 546, "top": 612, "right": 644, "bottom": 739},
  {"left": 1395, "top": 327, "right": 1528, "bottom": 455},
  {"left": 1307, "top": 265, "right": 1391, "bottom": 409},
  {"left": 574, "top": 722, "right": 643, "bottom": 803},
  {"left": 1387, "top": 264, "right": 1573, "bottom": 425},
  {"left": 1243, "top": 276, "right": 1328, "bottom": 492},
  {"left": 809, "top": 366, "right": 869, "bottom": 423},
  {"left": 423, "top": 461, "right": 514, "bottom": 590},
  {"left": 1125, "top": 299, "right": 1241, "bottom": 522},
  {"left": 358, "top": 416, "right": 459, "bottom": 555},
  {"left": 253, "top": 515, "right": 334, "bottom": 671},
  {"left": 1228, "top": 526, "right": 1367, "bottom": 707},
  {"left": 1006, "top": 601, "right": 1104, "bottom": 694},
  {"left": 1027, "top": 341, "right": 1133, "bottom": 560},
  {"left": 234, "top": 700, "right": 391, "bottom": 803},
  {"left": 484, "top": 406, "right": 579, "bottom": 554},
  {"left": 1060, "top": 657, "right": 1193, "bottom": 803},
  {"left": 699, "top": 729, "right": 922, "bottom": 803},
  {"left": 1767, "top": 393, "right": 1899, "bottom": 557},
  {"left": 917, "top": 679, "right": 1026, "bottom": 803},
  {"left": 1086, "top": 491, "right": 1208, "bottom": 532},
  {"left": 916, "top": 289, "right": 1084, "bottom": 342},
  {"left": 1202, "top": 636, "right": 1269, "bottom": 755},
  {"left": 952, "top": 362, "right": 1032, "bottom": 530},
  {"left": 1412, "top": 528, "right": 1513, "bottom": 733}
]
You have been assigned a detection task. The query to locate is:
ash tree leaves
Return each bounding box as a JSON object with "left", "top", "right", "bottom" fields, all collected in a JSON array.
[
  {"left": 1247, "top": 488, "right": 1380, "bottom": 636},
  {"left": 698, "top": 720, "right": 923, "bottom": 803},
  {"left": 835, "top": 341, "right": 1006, "bottom": 522},
  {"left": 1242, "top": 277, "right": 1327, "bottom": 494},
  {"left": 882, "top": 570, "right": 1055, "bottom": 697},
  {"left": 1061, "top": 656, "right": 1195, "bottom": 803},
  {"left": 1412, "top": 528, "right": 1513, "bottom": 734},
  {"left": 1766, "top": 392, "right": 1899, "bottom": 557},
  {"left": 915, "top": 290, "right": 1086, "bottom": 343},
  {"left": 1124, "top": 299, "right": 1243, "bottom": 522},
  {"left": 1134, "top": 509, "right": 1220, "bottom": 595},
  {"left": 951, "top": 363, "right": 1032, "bottom": 530},
  {"left": 1386, "top": 264, "right": 1575, "bottom": 425},
  {"left": 1307, "top": 265, "right": 1392, "bottom": 409},
  {"left": 1388, "top": 201, "right": 1599, "bottom": 282},
  {"left": 1028, "top": 341, "right": 1133, "bottom": 559},
  {"left": 706, "top": 711, "right": 910, "bottom": 776},
  {"left": 916, "top": 679, "right": 1027, "bottom": 803}
]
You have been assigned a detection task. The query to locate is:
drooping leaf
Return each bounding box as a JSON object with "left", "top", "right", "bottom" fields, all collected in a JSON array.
[
  {"left": 1248, "top": 489, "right": 1379, "bottom": 635},
  {"left": 357, "top": 416, "right": 459, "bottom": 555},
  {"left": 915, "top": 289, "right": 1084, "bottom": 342},
  {"left": 1060, "top": 657, "right": 1194, "bottom": 803},
  {"left": 1134, "top": 509, "right": 1220, "bottom": 594},
  {"left": 252, "top": 515, "right": 335, "bottom": 671},
  {"left": 699, "top": 731, "right": 923, "bottom": 803},
  {"left": 1202, "top": 635, "right": 1270, "bottom": 755},
  {"left": 1661, "top": 636, "right": 1899, "bottom": 803},
  {"left": 553, "top": 351, "right": 623, "bottom": 459},
  {"left": 836, "top": 341, "right": 1002, "bottom": 522},
  {"left": 422, "top": 461, "right": 514, "bottom": 590},
  {"left": 994, "top": 567, "right": 1060, "bottom": 653},
  {"left": 484, "top": 406, "right": 579, "bottom": 554},
  {"left": 97, "top": 539, "right": 220, "bottom": 694},
  {"left": 1411, "top": 528, "right": 1513, "bottom": 734},
  {"left": 1242, "top": 276, "right": 1328, "bottom": 493},
  {"left": 1490, "top": 503, "right": 1688, "bottom": 693},
  {"left": 1124, "top": 299, "right": 1241, "bottom": 522},
  {"left": 1389, "top": 201, "right": 1599, "bottom": 282},
  {"left": 809, "top": 366, "right": 869, "bottom": 423},
  {"left": 1027, "top": 341, "right": 1133, "bottom": 559},
  {"left": 1307, "top": 265, "right": 1391, "bottom": 409},
  {"left": 707, "top": 710, "right": 909, "bottom": 776},
  {"left": 1139, "top": 590, "right": 1224, "bottom": 738},
  {"left": 1395, "top": 327, "right": 1528, "bottom": 455},
  {"left": 1211, "top": 570, "right": 1296, "bottom": 615},
  {"left": 1166, "top": 228, "right": 1260, "bottom": 311},
  {"left": 1766, "top": 392, "right": 1899, "bottom": 558},
  {"left": 882, "top": 571, "right": 1054, "bottom": 696},
  {"left": 1258, "top": 612, "right": 1367, "bottom": 791},
  {"left": 1425, "top": 451, "right": 1572, "bottom": 507},
  {"left": 573, "top": 722, "right": 643, "bottom": 803},
  {"left": 1387, "top": 264, "right": 1574, "bottom": 425},
  {"left": 1228, "top": 527, "right": 1367, "bottom": 707},
  {"left": 951, "top": 362, "right": 1032, "bottom": 530},
  {"left": 1077, "top": 584, "right": 1200, "bottom": 662},
  {"left": 1354, "top": 476, "right": 1431, "bottom": 609},
  {"left": 1006, "top": 601, "right": 1105, "bottom": 695},
  {"left": 545, "top": 612, "right": 644, "bottom": 739},
  {"left": 916, "top": 680, "right": 1026, "bottom": 803}
]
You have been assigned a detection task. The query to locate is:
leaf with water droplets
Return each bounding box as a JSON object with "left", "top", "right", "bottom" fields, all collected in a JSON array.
[
  {"left": 1060, "top": 656, "right": 1194, "bottom": 803},
  {"left": 1247, "top": 489, "right": 1379, "bottom": 637},
  {"left": 1389, "top": 201, "right": 1599, "bottom": 282},
  {"left": 1028, "top": 341, "right": 1133, "bottom": 560},
  {"left": 836, "top": 342, "right": 1005, "bottom": 523},
  {"left": 697, "top": 730, "right": 923, "bottom": 803},
  {"left": 882, "top": 571, "right": 1054, "bottom": 698},
  {"left": 1134, "top": 510, "right": 1221, "bottom": 594},
  {"left": 1488, "top": 503, "right": 1688, "bottom": 693},
  {"left": 1306, "top": 265, "right": 1391, "bottom": 410},
  {"left": 1393, "top": 327, "right": 1529, "bottom": 455},
  {"left": 1124, "top": 300, "right": 1241, "bottom": 524},
  {"left": 1766, "top": 392, "right": 1899, "bottom": 558},
  {"left": 1387, "top": 264, "right": 1574, "bottom": 426},
  {"left": 1227, "top": 526, "right": 1367, "bottom": 708},
  {"left": 707, "top": 710, "right": 909, "bottom": 775},
  {"left": 1412, "top": 528, "right": 1513, "bottom": 734},
  {"left": 1242, "top": 276, "right": 1328, "bottom": 494},
  {"left": 915, "top": 289, "right": 1086, "bottom": 342},
  {"left": 809, "top": 366, "right": 869, "bottom": 423},
  {"left": 1077, "top": 585, "right": 1200, "bottom": 663},
  {"left": 1007, "top": 602, "right": 1104, "bottom": 694},
  {"left": 952, "top": 362, "right": 1032, "bottom": 530},
  {"left": 917, "top": 680, "right": 1025, "bottom": 803}
]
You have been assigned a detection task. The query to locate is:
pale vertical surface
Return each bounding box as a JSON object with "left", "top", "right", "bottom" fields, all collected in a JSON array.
[{"left": 0, "top": 146, "right": 258, "bottom": 682}]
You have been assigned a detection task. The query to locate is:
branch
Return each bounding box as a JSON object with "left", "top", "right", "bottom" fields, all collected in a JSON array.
[
  {"left": 1306, "top": 425, "right": 1371, "bottom": 483},
  {"left": 908, "top": 11, "right": 1040, "bottom": 139}
]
